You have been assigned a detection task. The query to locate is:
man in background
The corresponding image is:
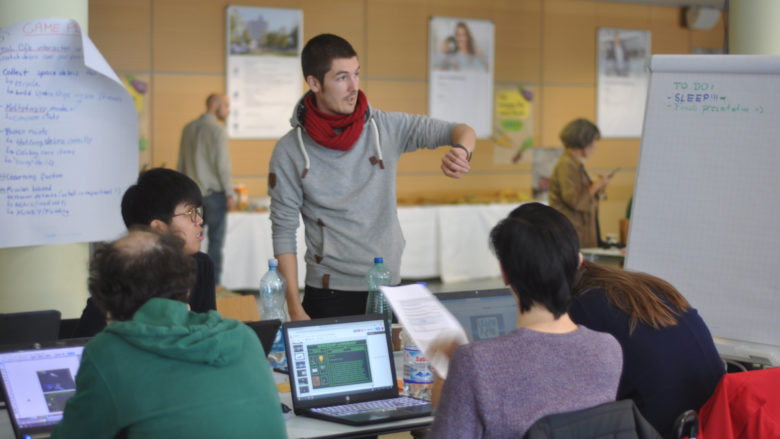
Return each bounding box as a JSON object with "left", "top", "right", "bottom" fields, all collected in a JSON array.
[
  {"left": 178, "top": 93, "right": 236, "bottom": 286},
  {"left": 269, "top": 34, "right": 477, "bottom": 321}
]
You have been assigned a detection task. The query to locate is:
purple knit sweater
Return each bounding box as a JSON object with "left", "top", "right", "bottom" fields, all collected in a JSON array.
[{"left": 429, "top": 325, "right": 622, "bottom": 439}]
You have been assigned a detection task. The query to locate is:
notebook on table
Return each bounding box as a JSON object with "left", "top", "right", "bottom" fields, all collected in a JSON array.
[
  {"left": 434, "top": 288, "right": 517, "bottom": 342},
  {"left": 282, "top": 314, "right": 431, "bottom": 426},
  {"left": 0, "top": 338, "right": 90, "bottom": 439},
  {"left": 245, "top": 319, "right": 282, "bottom": 357}
]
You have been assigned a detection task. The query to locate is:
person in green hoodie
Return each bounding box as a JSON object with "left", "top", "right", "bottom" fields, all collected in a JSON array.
[{"left": 52, "top": 230, "right": 287, "bottom": 438}]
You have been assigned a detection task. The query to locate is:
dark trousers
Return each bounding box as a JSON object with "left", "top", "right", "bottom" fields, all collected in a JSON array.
[
  {"left": 203, "top": 192, "right": 227, "bottom": 285},
  {"left": 302, "top": 286, "right": 369, "bottom": 319}
]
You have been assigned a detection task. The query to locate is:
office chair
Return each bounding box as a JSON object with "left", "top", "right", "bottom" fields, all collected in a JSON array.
[
  {"left": 524, "top": 399, "right": 662, "bottom": 439},
  {"left": 672, "top": 410, "right": 699, "bottom": 439},
  {"left": 0, "top": 310, "right": 61, "bottom": 346}
]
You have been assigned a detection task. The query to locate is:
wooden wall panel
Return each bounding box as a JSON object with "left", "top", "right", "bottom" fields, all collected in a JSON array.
[
  {"left": 366, "top": 0, "right": 429, "bottom": 79},
  {"left": 364, "top": 80, "right": 427, "bottom": 114},
  {"left": 595, "top": 3, "right": 652, "bottom": 28},
  {"left": 151, "top": 74, "right": 225, "bottom": 167},
  {"left": 589, "top": 138, "right": 640, "bottom": 169},
  {"left": 153, "top": 0, "right": 227, "bottom": 73},
  {"left": 492, "top": 0, "right": 543, "bottom": 83},
  {"left": 543, "top": 0, "right": 597, "bottom": 85},
  {"left": 88, "top": 0, "right": 151, "bottom": 71},
  {"left": 539, "top": 85, "right": 596, "bottom": 147},
  {"left": 301, "top": 0, "right": 365, "bottom": 63}
]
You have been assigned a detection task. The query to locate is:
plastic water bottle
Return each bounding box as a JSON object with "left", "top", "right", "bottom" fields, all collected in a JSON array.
[
  {"left": 365, "top": 257, "right": 393, "bottom": 327},
  {"left": 259, "top": 258, "right": 287, "bottom": 370},
  {"left": 401, "top": 329, "right": 433, "bottom": 400}
]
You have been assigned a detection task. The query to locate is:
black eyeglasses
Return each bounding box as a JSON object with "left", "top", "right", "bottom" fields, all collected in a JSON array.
[{"left": 172, "top": 206, "right": 203, "bottom": 223}]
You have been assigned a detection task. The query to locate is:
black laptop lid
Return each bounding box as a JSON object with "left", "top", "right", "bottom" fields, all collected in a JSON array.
[
  {"left": 282, "top": 314, "right": 398, "bottom": 413},
  {"left": 0, "top": 310, "right": 61, "bottom": 346},
  {"left": 434, "top": 288, "right": 517, "bottom": 342},
  {"left": 245, "top": 319, "right": 281, "bottom": 357},
  {"left": 0, "top": 338, "right": 90, "bottom": 438}
]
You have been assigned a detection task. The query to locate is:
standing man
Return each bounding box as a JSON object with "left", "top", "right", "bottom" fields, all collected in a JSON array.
[
  {"left": 178, "top": 93, "right": 236, "bottom": 286},
  {"left": 269, "top": 34, "right": 477, "bottom": 321}
]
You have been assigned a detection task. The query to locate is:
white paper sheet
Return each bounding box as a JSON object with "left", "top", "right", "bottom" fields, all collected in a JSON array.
[
  {"left": 381, "top": 284, "right": 468, "bottom": 379},
  {"left": 0, "top": 18, "right": 138, "bottom": 248}
]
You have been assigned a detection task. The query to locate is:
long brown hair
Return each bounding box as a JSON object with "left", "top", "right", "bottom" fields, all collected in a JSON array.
[{"left": 573, "top": 262, "right": 690, "bottom": 334}]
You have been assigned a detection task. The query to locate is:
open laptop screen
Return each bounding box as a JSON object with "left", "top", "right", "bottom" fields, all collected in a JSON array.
[
  {"left": 435, "top": 288, "right": 517, "bottom": 342},
  {"left": 284, "top": 316, "right": 395, "bottom": 404},
  {"left": 0, "top": 343, "right": 85, "bottom": 433}
]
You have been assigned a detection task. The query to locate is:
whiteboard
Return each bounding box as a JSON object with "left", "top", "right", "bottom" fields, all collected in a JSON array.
[{"left": 626, "top": 55, "right": 780, "bottom": 364}]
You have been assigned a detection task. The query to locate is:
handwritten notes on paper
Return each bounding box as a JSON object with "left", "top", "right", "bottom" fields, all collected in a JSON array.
[
  {"left": 1, "top": 19, "right": 137, "bottom": 248},
  {"left": 663, "top": 80, "right": 766, "bottom": 115}
]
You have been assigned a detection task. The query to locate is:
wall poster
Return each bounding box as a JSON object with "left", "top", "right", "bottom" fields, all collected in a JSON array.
[
  {"left": 596, "top": 28, "right": 651, "bottom": 138},
  {"left": 429, "top": 17, "right": 494, "bottom": 139},
  {"left": 493, "top": 85, "right": 535, "bottom": 165},
  {"left": 226, "top": 6, "right": 303, "bottom": 139}
]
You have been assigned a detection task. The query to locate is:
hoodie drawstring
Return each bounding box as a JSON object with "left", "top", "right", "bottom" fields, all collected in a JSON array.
[{"left": 296, "top": 116, "right": 382, "bottom": 178}]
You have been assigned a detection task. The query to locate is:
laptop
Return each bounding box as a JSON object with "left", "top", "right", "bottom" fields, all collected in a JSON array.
[
  {"left": 282, "top": 314, "right": 431, "bottom": 426},
  {"left": 0, "top": 311, "right": 61, "bottom": 346},
  {"left": 435, "top": 288, "right": 517, "bottom": 342},
  {"left": 0, "top": 338, "right": 90, "bottom": 439},
  {"left": 245, "top": 319, "right": 282, "bottom": 357}
]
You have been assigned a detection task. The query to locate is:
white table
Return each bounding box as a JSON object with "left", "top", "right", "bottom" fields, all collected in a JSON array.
[{"left": 212, "top": 203, "right": 520, "bottom": 290}]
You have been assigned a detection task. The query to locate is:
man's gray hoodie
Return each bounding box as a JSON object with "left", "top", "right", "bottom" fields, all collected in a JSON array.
[{"left": 268, "top": 92, "right": 457, "bottom": 290}]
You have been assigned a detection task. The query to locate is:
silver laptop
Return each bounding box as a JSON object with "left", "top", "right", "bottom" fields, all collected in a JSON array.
[
  {"left": 0, "top": 339, "right": 89, "bottom": 439},
  {"left": 282, "top": 314, "right": 431, "bottom": 426},
  {"left": 435, "top": 288, "right": 517, "bottom": 342}
]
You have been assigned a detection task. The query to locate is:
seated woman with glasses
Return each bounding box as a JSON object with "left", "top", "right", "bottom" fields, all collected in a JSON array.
[
  {"left": 75, "top": 168, "right": 217, "bottom": 336},
  {"left": 428, "top": 203, "right": 623, "bottom": 438}
]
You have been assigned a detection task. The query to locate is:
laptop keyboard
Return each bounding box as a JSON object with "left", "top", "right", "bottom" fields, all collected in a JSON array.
[{"left": 311, "top": 396, "right": 429, "bottom": 416}]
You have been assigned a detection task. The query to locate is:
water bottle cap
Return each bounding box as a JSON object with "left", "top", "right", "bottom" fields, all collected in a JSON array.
[
  {"left": 374, "top": 257, "right": 383, "bottom": 263},
  {"left": 268, "top": 258, "right": 278, "bottom": 268}
]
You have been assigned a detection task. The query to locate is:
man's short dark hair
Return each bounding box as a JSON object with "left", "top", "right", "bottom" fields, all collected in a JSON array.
[
  {"left": 559, "top": 118, "right": 601, "bottom": 150},
  {"left": 489, "top": 203, "right": 580, "bottom": 318},
  {"left": 301, "top": 33, "right": 358, "bottom": 86},
  {"left": 121, "top": 168, "right": 202, "bottom": 228},
  {"left": 88, "top": 230, "right": 196, "bottom": 321}
]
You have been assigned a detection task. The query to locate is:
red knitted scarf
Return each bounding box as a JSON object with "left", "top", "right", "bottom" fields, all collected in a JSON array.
[{"left": 303, "top": 90, "right": 367, "bottom": 151}]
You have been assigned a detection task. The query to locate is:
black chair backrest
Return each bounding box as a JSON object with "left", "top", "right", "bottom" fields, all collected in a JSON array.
[
  {"left": 524, "top": 399, "right": 663, "bottom": 439},
  {"left": 673, "top": 410, "right": 699, "bottom": 439},
  {"left": 0, "top": 310, "right": 61, "bottom": 346}
]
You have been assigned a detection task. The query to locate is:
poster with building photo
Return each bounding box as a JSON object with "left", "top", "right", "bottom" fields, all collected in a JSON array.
[
  {"left": 429, "top": 17, "right": 494, "bottom": 138},
  {"left": 596, "top": 28, "right": 651, "bottom": 138},
  {"left": 226, "top": 6, "right": 302, "bottom": 139}
]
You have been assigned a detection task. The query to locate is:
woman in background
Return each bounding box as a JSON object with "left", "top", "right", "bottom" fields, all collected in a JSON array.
[
  {"left": 569, "top": 262, "right": 725, "bottom": 439},
  {"left": 549, "top": 118, "right": 610, "bottom": 248}
]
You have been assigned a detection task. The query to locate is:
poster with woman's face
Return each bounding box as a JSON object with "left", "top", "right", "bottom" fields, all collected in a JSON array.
[
  {"left": 430, "top": 18, "right": 493, "bottom": 73},
  {"left": 429, "top": 17, "right": 494, "bottom": 138}
]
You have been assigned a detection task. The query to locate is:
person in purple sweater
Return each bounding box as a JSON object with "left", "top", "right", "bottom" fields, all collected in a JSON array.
[{"left": 429, "top": 203, "right": 623, "bottom": 439}]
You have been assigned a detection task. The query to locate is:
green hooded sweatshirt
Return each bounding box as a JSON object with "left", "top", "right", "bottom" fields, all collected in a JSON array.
[{"left": 52, "top": 298, "right": 286, "bottom": 438}]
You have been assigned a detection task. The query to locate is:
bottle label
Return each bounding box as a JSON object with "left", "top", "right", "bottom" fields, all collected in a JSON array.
[
  {"left": 403, "top": 346, "right": 433, "bottom": 385},
  {"left": 267, "top": 327, "right": 287, "bottom": 369}
]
